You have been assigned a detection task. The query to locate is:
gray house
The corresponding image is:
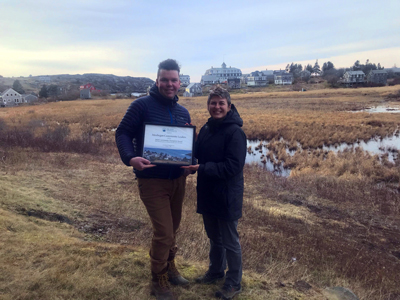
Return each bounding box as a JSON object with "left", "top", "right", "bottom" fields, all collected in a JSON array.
[
  {"left": 228, "top": 78, "right": 241, "bottom": 89},
  {"left": 80, "top": 88, "right": 91, "bottom": 99},
  {"left": 386, "top": 67, "right": 400, "bottom": 76},
  {"left": 22, "top": 94, "right": 39, "bottom": 103},
  {"left": 261, "top": 70, "right": 275, "bottom": 83},
  {"left": 247, "top": 71, "right": 268, "bottom": 86},
  {"left": 342, "top": 71, "right": 365, "bottom": 85},
  {"left": 201, "top": 74, "right": 220, "bottom": 85},
  {"left": 299, "top": 70, "right": 311, "bottom": 81},
  {"left": 1, "top": 88, "right": 22, "bottom": 107},
  {"left": 183, "top": 83, "right": 202, "bottom": 97},
  {"left": 367, "top": 70, "right": 387, "bottom": 85}
]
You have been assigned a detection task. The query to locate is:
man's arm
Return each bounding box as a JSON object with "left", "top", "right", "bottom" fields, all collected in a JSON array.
[{"left": 115, "top": 99, "right": 146, "bottom": 166}]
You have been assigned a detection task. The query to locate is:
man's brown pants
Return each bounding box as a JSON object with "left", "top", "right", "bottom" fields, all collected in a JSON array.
[{"left": 138, "top": 176, "right": 186, "bottom": 274}]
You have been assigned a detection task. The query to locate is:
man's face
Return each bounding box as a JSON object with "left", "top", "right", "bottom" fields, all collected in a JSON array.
[
  {"left": 156, "top": 69, "right": 180, "bottom": 99},
  {"left": 208, "top": 96, "right": 231, "bottom": 120}
]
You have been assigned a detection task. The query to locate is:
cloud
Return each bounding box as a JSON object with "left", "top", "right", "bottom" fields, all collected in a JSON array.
[{"left": 1, "top": 0, "right": 399, "bottom": 82}]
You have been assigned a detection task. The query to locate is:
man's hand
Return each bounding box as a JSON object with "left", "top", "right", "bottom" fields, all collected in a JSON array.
[{"left": 129, "top": 157, "right": 156, "bottom": 171}]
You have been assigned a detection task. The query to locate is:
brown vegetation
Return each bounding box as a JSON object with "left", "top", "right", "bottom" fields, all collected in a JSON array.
[{"left": 1, "top": 85, "right": 400, "bottom": 299}]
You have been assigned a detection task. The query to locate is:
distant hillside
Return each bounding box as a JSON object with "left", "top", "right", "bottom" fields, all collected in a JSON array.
[{"left": 0, "top": 73, "right": 155, "bottom": 94}]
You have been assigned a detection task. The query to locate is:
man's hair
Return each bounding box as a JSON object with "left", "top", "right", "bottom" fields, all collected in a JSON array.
[
  {"left": 207, "top": 86, "right": 231, "bottom": 105},
  {"left": 157, "top": 59, "right": 180, "bottom": 77}
]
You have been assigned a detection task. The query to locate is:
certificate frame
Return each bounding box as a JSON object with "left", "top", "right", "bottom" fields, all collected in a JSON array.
[{"left": 141, "top": 123, "right": 196, "bottom": 166}]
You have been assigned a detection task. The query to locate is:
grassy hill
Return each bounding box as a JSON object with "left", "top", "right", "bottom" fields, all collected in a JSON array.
[{"left": 0, "top": 74, "right": 154, "bottom": 95}]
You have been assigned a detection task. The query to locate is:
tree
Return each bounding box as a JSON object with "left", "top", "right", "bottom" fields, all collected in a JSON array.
[
  {"left": 352, "top": 60, "right": 361, "bottom": 71},
  {"left": 12, "top": 80, "right": 25, "bottom": 94},
  {"left": 39, "top": 85, "right": 48, "bottom": 98},
  {"left": 286, "top": 62, "right": 303, "bottom": 78},
  {"left": 306, "top": 64, "right": 313, "bottom": 73},
  {"left": 313, "top": 60, "right": 321, "bottom": 75},
  {"left": 322, "top": 61, "right": 334, "bottom": 72},
  {"left": 47, "top": 85, "right": 59, "bottom": 98}
]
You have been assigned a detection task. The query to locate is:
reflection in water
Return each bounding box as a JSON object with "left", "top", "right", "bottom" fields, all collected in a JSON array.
[
  {"left": 246, "top": 140, "right": 291, "bottom": 176},
  {"left": 246, "top": 133, "right": 400, "bottom": 176},
  {"left": 322, "top": 134, "right": 400, "bottom": 162},
  {"left": 350, "top": 106, "right": 400, "bottom": 113}
]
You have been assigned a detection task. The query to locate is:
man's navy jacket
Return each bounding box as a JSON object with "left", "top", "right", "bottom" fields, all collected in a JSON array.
[{"left": 115, "top": 84, "right": 191, "bottom": 179}]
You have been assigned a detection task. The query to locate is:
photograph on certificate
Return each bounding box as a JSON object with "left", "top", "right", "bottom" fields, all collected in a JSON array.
[{"left": 142, "top": 124, "right": 195, "bottom": 165}]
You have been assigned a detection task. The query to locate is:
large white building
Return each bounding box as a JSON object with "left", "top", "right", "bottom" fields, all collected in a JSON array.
[{"left": 201, "top": 62, "right": 242, "bottom": 85}]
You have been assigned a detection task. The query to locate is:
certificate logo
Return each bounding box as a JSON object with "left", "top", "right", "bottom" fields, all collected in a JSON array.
[{"left": 162, "top": 127, "right": 177, "bottom": 133}]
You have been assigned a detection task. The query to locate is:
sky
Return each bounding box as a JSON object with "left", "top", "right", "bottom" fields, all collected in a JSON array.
[{"left": 1, "top": 0, "right": 399, "bottom": 82}]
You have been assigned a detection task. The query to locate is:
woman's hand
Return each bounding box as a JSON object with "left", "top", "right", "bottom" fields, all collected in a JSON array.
[{"left": 181, "top": 164, "right": 200, "bottom": 172}]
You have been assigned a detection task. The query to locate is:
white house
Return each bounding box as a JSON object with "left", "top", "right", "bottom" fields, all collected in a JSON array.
[
  {"left": 342, "top": 71, "right": 365, "bottom": 85},
  {"left": 274, "top": 72, "right": 293, "bottom": 85},
  {"left": 247, "top": 71, "right": 268, "bottom": 86},
  {"left": 179, "top": 74, "right": 190, "bottom": 86},
  {"left": 201, "top": 62, "right": 242, "bottom": 85},
  {"left": 1, "top": 88, "right": 22, "bottom": 107}
]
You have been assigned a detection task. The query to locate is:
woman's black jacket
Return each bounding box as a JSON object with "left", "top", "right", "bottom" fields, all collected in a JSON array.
[{"left": 195, "top": 104, "right": 247, "bottom": 221}]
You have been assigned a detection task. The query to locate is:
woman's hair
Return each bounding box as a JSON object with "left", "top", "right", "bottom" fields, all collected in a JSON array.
[{"left": 207, "top": 86, "right": 231, "bottom": 105}]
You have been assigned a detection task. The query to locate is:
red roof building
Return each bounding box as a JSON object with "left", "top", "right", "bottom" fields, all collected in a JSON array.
[{"left": 79, "top": 83, "right": 97, "bottom": 91}]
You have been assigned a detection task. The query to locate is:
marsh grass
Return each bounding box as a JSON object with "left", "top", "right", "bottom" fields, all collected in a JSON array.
[
  {"left": 1, "top": 86, "right": 400, "bottom": 299},
  {"left": 1, "top": 150, "right": 399, "bottom": 299}
]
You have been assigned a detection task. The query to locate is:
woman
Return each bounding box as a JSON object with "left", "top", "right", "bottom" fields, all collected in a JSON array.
[{"left": 183, "top": 86, "right": 247, "bottom": 300}]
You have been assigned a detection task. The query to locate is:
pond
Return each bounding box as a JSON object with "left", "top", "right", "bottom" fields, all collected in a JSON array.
[
  {"left": 247, "top": 132, "right": 400, "bottom": 176},
  {"left": 350, "top": 106, "right": 400, "bottom": 113}
]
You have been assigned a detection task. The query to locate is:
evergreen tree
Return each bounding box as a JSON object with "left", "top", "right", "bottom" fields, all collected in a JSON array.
[
  {"left": 47, "top": 85, "right": 59, "bottom": 97},
  {"left": 352, "top": 60, "right": 361, "bottom": 71},
  {"left": 306, "top": 64, "right": 313, "bottom": 73},
  {"left": 288, "top": 63, "right": 303, "bottom": 77},
  {"left": 39, "top": 85, "right": 48, "bottom": 98},
  {"left": 12, "top": 80, "right": 25, "bottom": 94},
  {"left": 322, "top": 61, "right": 334, "bottom": 72},
  {"left": 313, "top": 60, "right": 321, "bottom": 75}
]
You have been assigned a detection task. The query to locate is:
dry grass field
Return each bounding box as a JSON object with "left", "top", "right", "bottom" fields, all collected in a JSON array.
[{"left": 1, "top": 85, "right": 400, "bottom": 300}]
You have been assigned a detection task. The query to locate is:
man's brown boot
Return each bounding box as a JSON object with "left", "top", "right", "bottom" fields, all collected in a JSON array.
[
  {"left": 168, "top": 259, "right": 189, "bottom": 286},
  {"left": 167, "top": 246, "right": 189, "bottom": 286},
  {"left": 150, "top": 269, "right": 177, "bottom": 300}
]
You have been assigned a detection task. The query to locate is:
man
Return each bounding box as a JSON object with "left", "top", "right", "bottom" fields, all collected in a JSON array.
[{"left": 116, "top": 59, "right": 191, "bottom": 300}]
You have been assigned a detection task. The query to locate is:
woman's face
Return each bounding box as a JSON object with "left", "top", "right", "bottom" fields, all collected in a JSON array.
[{"left": 208, "top": 96, "right": 231, "bottom": 120}]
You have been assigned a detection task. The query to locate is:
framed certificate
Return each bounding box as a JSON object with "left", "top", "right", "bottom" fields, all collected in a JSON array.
[{"left": 141, "top": 123, "right": 196, "bottom": 166}]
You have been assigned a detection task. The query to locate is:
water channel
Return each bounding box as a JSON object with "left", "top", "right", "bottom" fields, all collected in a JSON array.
[{"left": 247, "top": 133, "right": 400, "bottom": 176}]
